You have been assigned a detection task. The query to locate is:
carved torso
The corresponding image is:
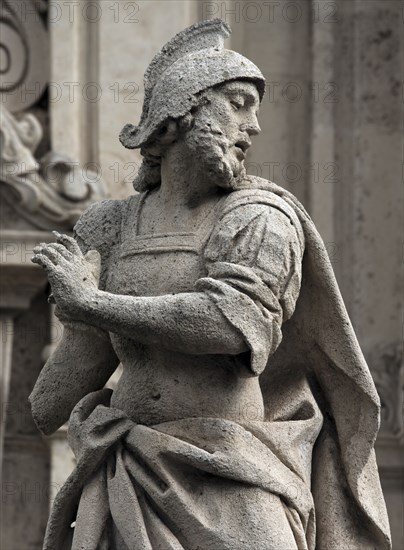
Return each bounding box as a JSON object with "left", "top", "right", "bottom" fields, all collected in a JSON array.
[
  {"left": 104, "top": 191, "right": 265, "bottom": 425},
  {"left": 106, "top": 191, "right": 218, "bottom": 297}
]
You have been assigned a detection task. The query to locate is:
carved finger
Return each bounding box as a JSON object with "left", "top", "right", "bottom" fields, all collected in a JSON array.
[
  {"left": 33, "top": 245, "right": 62, "bottom": 265},
  {"left": 53, "top": 231, "right": 83, "bottom": 257},
  {"left": 31, "top": 253, "right": 57, "bottom": 272},
  {"left": 47, "top": 243, "right": 74, "bottom": 261}
]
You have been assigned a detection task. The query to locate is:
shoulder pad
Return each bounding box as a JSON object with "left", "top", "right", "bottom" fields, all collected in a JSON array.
[
  {"left": 221, "top": 188, "right": 305, "bottom": 251},
  {"left": 73, "top": 198, "right": 127, "bottom": 254}
]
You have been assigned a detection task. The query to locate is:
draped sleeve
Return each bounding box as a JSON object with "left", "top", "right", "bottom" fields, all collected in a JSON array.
[{"left": 196, "top": 191, "right": 305, "bottom": 376}]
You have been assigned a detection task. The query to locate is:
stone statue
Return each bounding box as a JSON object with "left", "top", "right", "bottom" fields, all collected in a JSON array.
[{"left": 30, "top": 19, "right": 391, "bottom": 550}]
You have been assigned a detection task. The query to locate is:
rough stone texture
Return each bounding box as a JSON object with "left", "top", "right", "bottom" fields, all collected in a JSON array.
[{"left": 30, "top": 19, "right": 391, "bottom": 549}]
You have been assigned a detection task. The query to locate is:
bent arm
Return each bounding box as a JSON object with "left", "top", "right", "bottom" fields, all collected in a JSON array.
[
  {"left": 29, "top": 321, "right": 119, "bottom": 435},
  {"left": 78, "top": 290, "right": 249, "bottom": 356},
  {"left": 71, "top": 199, "right": 304, "bottom": 365}
]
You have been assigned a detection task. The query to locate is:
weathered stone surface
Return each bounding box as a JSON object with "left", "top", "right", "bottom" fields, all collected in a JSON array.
[{"left": 30, "top": 19, "right": 391, "bottom": 549}]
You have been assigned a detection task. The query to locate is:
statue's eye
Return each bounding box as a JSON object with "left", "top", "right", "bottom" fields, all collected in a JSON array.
[{"left": 230, "top": 100, "right": 243, "bottom": 111}]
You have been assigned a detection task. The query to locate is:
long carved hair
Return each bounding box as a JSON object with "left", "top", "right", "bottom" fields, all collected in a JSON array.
[{"left": 132, "top": 93, "right": 209, "bottom": 193}]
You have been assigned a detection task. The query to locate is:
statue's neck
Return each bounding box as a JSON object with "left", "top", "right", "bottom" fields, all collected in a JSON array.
[{"left": 159, "top": 144, "right": 220, "bottom": 209}]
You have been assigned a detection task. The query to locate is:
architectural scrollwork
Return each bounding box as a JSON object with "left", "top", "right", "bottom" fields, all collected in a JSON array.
[
  {"left": 0, "top": 0, "right": 49, "bottom": 112},
  {"left": 0, "top": 105, "right": 108, "bottom": 229}
]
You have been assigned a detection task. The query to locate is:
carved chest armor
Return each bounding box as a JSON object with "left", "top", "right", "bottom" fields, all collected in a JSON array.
[{"left": 106, "top": 193, "right": 221, "bottom": 297}]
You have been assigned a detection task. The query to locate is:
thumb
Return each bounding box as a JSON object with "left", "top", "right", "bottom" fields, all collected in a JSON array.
[{"left": 84, "top": 249, "right": 101, "bottom": 283}]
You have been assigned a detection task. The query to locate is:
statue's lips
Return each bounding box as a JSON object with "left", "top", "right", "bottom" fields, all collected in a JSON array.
[
  {"left": 233, "top": 140, "right": 251, "bottom": 160},
  {"left": 234, "top": 147, "right": 246, "bottom": 160}
]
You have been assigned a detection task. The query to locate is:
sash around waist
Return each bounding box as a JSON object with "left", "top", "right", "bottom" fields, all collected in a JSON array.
[{"left": 43, "top": 388, "right": 321, "bottom": 549}]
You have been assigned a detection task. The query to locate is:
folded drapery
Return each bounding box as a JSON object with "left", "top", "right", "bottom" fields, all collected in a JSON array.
[{"left": 43, "top": 387, "right": 323, "bottom": 550}]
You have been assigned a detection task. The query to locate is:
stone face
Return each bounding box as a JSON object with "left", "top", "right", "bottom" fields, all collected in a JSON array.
[{"left": 30, "top": 19, "right": 391, "bottom": 549}]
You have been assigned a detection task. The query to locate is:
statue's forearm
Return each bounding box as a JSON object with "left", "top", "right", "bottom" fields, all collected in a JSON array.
[
  {"left": 80, "top": 289, "right": 248, "bottom": 355},
  {"left": 30, "top": 322, "right": 119, "bottom": 434}
]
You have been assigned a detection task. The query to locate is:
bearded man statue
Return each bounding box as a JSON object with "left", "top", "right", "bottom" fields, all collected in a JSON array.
[{"left": 30, "top": 19, "right": 391, "bottom": 550}]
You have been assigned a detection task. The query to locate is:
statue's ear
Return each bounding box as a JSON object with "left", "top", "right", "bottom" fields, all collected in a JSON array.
[
  {"left": 157, "top": 119, "right": 179, "bottom": 145},
  {"left": 144, "top": 119, "right": 179, "bottom": 156}
]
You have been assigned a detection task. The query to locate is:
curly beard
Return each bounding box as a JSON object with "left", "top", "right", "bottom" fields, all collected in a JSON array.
[
  {"left": 183, "top": 119, "right": 246, "bottom": 191},
  {"left": 132, "top": 113, "right": 246, "bottom": 192}
]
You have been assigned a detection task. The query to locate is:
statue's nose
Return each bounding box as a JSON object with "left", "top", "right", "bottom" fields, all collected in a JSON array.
[{"left": 240, "top": 116, "right": 261, "bottom": 137}]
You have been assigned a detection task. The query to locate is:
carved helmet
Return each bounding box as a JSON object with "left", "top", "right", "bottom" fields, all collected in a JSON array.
[{"left": 119, "top": 19, "right": 265, "bottom": 150}]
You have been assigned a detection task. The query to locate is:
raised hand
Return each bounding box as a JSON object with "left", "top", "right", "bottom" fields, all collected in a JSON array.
[{"left": 32, "top": 231, "right": 101, "bottom": 320}]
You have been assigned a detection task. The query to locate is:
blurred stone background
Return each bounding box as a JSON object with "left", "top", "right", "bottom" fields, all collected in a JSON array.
[{"left": 1, "top": 1, "right": 402, "bottom": 548}]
